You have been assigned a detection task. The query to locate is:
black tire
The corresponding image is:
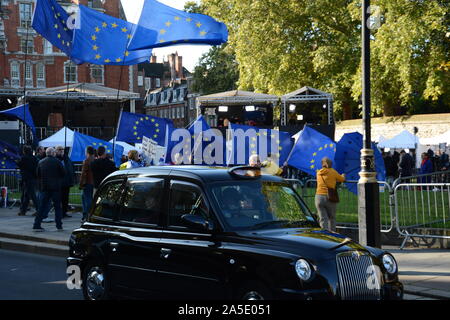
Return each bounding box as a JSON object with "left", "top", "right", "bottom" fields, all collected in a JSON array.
[
  {"left": 236, "top": 280, "right": 273, "bottom": 300},
  {"left": 82, "top": 260, "right": 110, "bottom": 301}
]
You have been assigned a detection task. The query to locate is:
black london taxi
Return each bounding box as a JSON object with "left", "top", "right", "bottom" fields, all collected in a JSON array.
[{"left": 67, "top": 166, "right": 403, "bottom": 300}]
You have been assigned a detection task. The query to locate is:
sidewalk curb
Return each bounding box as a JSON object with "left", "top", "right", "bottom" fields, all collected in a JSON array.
[
  {"left": 0, "top": 237, "right": 68, "bottom": 258},
  {"left": 404, "top": 289, "right": 450, "bottom": 300}
]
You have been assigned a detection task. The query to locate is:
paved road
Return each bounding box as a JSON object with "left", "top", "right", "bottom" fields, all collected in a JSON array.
[{"left": 0, "top": 249, "right": 82, "bottom": 300}]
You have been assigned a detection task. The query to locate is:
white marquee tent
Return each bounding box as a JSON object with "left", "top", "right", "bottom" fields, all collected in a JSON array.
[
  {"left": 38, "top": 127, "right": 74, "bottom": 147},
  {"left": 377, "top": 130, "right": 420, "bottom": 149}
]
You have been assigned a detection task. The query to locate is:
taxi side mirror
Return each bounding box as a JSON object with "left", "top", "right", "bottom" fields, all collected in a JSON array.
[{"left": 181, "top": 214, "right": 215, "bottom": 232}]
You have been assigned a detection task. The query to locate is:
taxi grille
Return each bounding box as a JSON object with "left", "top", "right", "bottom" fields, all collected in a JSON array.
[{"left": 336, "top": 251, "right": 382, "bottom": 300}]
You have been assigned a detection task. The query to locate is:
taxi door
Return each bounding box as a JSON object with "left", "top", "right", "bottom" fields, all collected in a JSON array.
[{"left": 157, "top": 180, "right": 227, "bottom": 299}]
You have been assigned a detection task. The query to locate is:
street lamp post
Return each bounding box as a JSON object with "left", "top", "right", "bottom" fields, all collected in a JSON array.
[{"left": 358, "top": 0, "right": 381, "bottom": 248}]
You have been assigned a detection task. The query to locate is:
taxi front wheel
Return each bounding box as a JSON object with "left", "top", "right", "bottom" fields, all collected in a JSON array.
[
  {"left": 82, "top": 260, "right": 111, "bottom": 300},
  {"left": 236, "top": 281, "right": 273, "bottom": 300}
]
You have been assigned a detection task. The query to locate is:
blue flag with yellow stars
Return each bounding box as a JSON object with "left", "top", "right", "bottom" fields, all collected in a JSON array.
[
  {"left": 335, "top": 132, "right": 386, "bottom": 194},
  {"left": 116, "top": 111, "right": 173, "bottom": 146},
  {"left": 32, "top": 0, "right": 81, "bottom": 63},
  {"left": 0, "top": 140, "right": 19, "bottom": 169},
  {"left": 227, "top": 123, "right": 293, "bottom": 166},
  {"left": 0, "top": 104, "right": 36, "bottom": 137},
  {"left": 70, "top": 132, "right": 124, "bottom": 166},
  {"left": 287, "top": 126, "right": 336, "bottom": 176},
  {"left": 71, "top": 5, "right": 153, "bottom": 65},
  {"left": 127, "top": 0, "right": 228, "bottom": 51}
]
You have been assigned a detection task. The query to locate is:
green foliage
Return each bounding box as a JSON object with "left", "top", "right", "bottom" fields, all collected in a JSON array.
[
  {"left": 191, "top": 44, "right": 239, "bottom": 95},
  {"left": 199, "top": 0, "right": 449, "bottom": 118}
]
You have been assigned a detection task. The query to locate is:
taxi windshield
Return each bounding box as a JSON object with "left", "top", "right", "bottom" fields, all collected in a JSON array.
[{"left": 210, "top": 180, "right": 318, "bottom": 231}]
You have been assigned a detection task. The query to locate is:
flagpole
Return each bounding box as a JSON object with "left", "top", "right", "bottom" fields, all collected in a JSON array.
[{"left": 21, "top": 18, "right": 31, "bottom": 149}]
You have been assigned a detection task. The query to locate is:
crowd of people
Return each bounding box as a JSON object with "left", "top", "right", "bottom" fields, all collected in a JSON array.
[
  {"left": 17, "top": 144, "right": 125, "bottom": 232},
  {"left": 382, "top": 149, "right": 450, "bottom": 185}
]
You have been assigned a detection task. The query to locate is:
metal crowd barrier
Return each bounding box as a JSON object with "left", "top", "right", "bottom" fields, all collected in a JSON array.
[
  {"left": 286, "top": 178, "right": 394, "bottom": 233},
  {"left": 0, "top": 169, "right": 82, "bottom": 209},
  {"left": 394, "top": 183, "right": 450, "bottom": 249},
  {"left": 393, "top": 170, "right": 450, "bottom": 188}
]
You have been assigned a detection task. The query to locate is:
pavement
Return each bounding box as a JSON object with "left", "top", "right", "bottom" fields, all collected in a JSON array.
[{"left": 0, "top": 207, "right": 449, "bottom": 300}]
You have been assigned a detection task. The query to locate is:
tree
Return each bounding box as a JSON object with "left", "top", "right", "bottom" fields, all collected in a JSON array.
[
  {"left": 201, "top": 0, "right": 449, "bottom": 119},
  {"left": 191, "top": 44, "right": 239, "bottom": 95}
]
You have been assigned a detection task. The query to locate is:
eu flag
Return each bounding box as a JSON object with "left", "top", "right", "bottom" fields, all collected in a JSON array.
[
  {"left": 287, "top": 126, "right": 336, "bottom": 176},
  {"left": 0, "top": 104, "right": 36, "bottom": 137},
  {"left": 188, "top": 115, "right": 225, "bottom": 165},
  {"left": 32, "top": 0, "right": 75, "bottom": 58},
  {"left": 335, "top": 132, "right": 386, "bottom": 194},
  {"left": 128, "top": 0, "right": 228, "bottom": 51},
  {"left": 227, "top": 123, "right": 293, "bottom": 166},
  {"left": 116, "top": 111, "right": 173, "bottom": 146},
  {"left": 70, "top": 132, "right": 124, "bottom": 166},
  {"left": 71, "top": 5, "right": 153, "bottom": 65},
  {"left": 0, "top": 140, "right": 20, "bottom": 169}
]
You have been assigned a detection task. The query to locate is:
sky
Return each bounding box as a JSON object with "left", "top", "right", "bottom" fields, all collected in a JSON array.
[{"left": 120, "top": 0, "right": 212, "bottom": 72}]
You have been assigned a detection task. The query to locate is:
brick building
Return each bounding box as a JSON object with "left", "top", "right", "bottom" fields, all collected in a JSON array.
[
  {"left": 0, "top": 0, "right": 143, "bottom": 140},
  {"left": 139, "top": 52, "right": 197, "bottom": 128}
]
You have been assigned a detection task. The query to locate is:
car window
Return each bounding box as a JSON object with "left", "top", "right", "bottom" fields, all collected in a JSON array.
[
  {"left": 169, "top": 181, "right": 209, "bottom": 228},
  {"left": 211, "top": 180, "right": 317, "bottom": 230},
  {"left": 91, "top": 180, "right": 125, "bottom": 220},
  {"left": 119, "top": 178, "right": 164, "bottom": 225}
]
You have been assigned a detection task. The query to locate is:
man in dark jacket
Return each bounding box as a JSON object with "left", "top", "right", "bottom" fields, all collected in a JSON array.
[
  {"left": 17, "top": 145, "right": 39, "bottom": 216},
  {"left": 33, "top": 147, "right": 66, "bottom": 232},
  {"left": 90, "top": 146, "right": 117, "bottom": 194},
  {"left": 398, "top": 150, "right": 414, "bottom": 179},
  {"left": 383, "top": 152, "right": 397, "bottom": 185},
  {"left": 56, "top": 145, "right": 75, "bottom": 218}
]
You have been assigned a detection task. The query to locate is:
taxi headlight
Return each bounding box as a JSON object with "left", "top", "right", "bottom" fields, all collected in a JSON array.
[
  {"left": 295, "top": 259, "right": 312, "bottom": 281},
  {"left": 382, "top": 254, "right": 397, "bottom": 274}
]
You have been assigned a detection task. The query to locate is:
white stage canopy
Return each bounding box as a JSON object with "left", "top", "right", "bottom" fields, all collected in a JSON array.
[
  {"left": 39, "top": 127, "right": 74, "bottom": 148},
  {"left": 377, "top": 130, "right": 420, "bottom": 149}
]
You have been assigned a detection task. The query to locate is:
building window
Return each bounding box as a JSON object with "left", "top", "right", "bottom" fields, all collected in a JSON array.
[
  {"left": 144, "top": 77, "right": 151, "bottom": 90},
  {"left": 19, "top": 3, "right": 33, "bottom": 28},
  {"left": 10, "top": 62, "right": 20, "bottom": 88},
  {"left": 155, "top": 78, "right": 161, "bottom": 88},
  {"left": 138, "top": 75, "right": 143, "bottom": 87},
  {"left": 20, "top": 38, "right": 33, "bottom": 54},
  {"left": 64, "top": 61, "right": 77, "bottom": 83},
  {"left": 43, "top": 39, "right": 53, "bottom": 55},
  {"left": 36, "top": 63, "right": 45, "bottom": 88},
  {"left": 91, "top": 65, "right": 104, "bottom": 85},
  {"left": 25, "top": 62, "right": 33, "bottom": 88}
]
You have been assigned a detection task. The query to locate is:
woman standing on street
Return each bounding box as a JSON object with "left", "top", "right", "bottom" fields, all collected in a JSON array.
[
  {"left": 79, "top": 146, "right": 95, "bottom": 222},
  {"left": 315, "top": 157, "right": 346, "bottom": 232}
]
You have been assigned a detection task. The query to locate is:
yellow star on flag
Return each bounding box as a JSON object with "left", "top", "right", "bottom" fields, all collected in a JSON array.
[
  {"left": 196, "top": 22, "right": 202, "bottom": 28},
  {"left": 95, "top": 54, "right": 101, "bottom": 59},
  {"left": 93, "top": 45, "right": 99, "bottom": 51},
  {"left": 174, "top": 16, "right": 181, "bottom": 21},
  {"left": 160, "top": 29, "right": 167, "bottom": 34},
  {"left": 91, "top": 35, "right": 97, "bottom": 41},
  {"left": 95, "top": 27, "right": 100, "bottom": 32},
  {"left": 102, "top": 22, "right": 108, "bottom": 28},
  {"left": 186, "top": 18, "right": 192, "bottom": 22},
  {"left": 116, "top": 58, "right": 122, "bottom": 62},
  {"left": 200, "top": 31, "right": 207, "bottom": 36},
  {"left": 165, "top": 21, "right": 172, "bottom": 27},
  {"left": 111, "top": 23, "right": 118, "bottom": 28},
  {"left": 121, "top": 27, "right": 128, "bottom": 32},
  {"left": 104, "top": 59, "right": 111, "bottom": 63}
]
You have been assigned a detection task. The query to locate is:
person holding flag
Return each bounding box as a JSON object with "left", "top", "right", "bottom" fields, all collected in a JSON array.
[{"left": 315, "top": 157, "right": 346, "bottom": 232}]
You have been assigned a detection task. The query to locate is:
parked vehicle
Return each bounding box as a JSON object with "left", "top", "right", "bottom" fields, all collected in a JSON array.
[{"left": 67, "top": 166, "right": 403, "bottom": 300}]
